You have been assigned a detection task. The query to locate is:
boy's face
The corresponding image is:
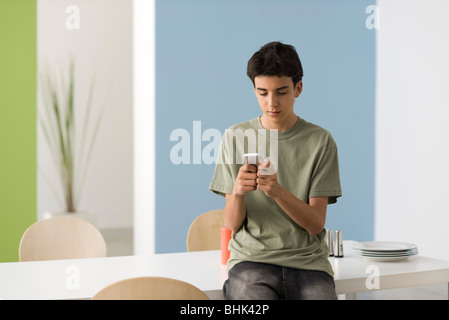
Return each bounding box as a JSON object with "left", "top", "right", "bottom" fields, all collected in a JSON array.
[{"left": 254, "top": 75, "right": 302, "bottom": 130}]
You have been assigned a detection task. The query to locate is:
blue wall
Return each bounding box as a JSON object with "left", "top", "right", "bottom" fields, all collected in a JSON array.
[{"left": 156, "top": 0, "right": 375, "bottom": 253}]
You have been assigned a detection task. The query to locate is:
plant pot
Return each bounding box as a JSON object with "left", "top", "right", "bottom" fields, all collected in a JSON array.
[{"left": 43, "top": 211, "right": 98, "bottom": 227}]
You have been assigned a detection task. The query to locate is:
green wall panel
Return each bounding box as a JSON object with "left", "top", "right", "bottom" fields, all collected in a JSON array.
[{"left": 0, "top": 0, "right": 36, "bottom": 262}]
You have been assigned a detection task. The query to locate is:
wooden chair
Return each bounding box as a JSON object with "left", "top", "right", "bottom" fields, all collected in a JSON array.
[
  {"left": 19, "top": 216, "right": 106, "bottom": 261},
  {"left": 186, "top": 209, "right": 224, "bottom": 252},
  {"left": 91, "top": 276, "right": 210, "bottom": 300}
]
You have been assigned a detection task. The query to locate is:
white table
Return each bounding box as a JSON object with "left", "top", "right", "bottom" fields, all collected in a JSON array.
[
  {"left": 0, "top": 250, "right": 227, "bottom": 300},
  {"left": 331, "top": 241, "right": 449, "bottom": 299},
  {"left": 0, "top": 241, "right": 448, "bottom": 300}
]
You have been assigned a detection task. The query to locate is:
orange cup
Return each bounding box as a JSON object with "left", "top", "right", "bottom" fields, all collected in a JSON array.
[{"left": 221, "top": 227, "right": 232, "bottom": 265}]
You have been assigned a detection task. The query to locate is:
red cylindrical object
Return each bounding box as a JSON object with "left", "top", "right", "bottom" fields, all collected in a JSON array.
[{"left": 221, "top": 227, "right": 232, "bottom": 265}]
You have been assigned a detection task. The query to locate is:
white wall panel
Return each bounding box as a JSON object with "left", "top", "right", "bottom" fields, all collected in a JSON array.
[
  {"left": 376, "top": 0, "right": 449, "bottom": 260},
  {"left": 37, "top": 0, "right": 133, "bottom": 229}
]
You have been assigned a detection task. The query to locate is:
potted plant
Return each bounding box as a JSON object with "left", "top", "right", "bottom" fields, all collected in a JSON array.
[{"left": 38, "top": 61, "right": 104, "bottom": 226}]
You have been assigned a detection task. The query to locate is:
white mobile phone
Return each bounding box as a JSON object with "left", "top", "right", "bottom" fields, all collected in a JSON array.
[{"left": 243, "top": 153, "right": 263, "bottom": 166}]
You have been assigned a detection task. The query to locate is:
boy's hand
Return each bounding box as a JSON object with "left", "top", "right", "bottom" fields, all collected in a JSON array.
[
  {"left": 232, "top": 164, "right": 257, "bottom": 196},
  {"left": 257, "top": 160, "right": 282, "bottom": 198}
]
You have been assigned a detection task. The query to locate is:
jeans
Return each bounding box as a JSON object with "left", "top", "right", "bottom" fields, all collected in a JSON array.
[{"left": 223, "top": 261, "right": 337, "bottom": 300}]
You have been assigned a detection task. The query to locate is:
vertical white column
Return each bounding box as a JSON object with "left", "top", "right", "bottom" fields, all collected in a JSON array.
[
  {"left": 133, "top": 0, "right": 155, "bottom": 255},
  {"left": 375, "top": 0, "right": 449, "bottom": 260}
]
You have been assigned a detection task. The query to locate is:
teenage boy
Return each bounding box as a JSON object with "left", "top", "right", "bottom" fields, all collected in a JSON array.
[{"left": 209, "top": 41, "right": 342, "bottom": 299}]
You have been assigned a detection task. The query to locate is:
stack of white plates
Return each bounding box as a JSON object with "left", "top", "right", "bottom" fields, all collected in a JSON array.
[{"left": 352, "top": 241, "right": 418, "bottom": 262}]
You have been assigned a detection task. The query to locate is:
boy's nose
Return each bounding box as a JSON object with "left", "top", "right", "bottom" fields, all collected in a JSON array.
[{"left": 267, "top": 94, "right": 279, "bottom": 107}]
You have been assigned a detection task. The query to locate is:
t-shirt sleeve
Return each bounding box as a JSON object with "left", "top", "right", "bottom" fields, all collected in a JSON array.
[
  {"left": 308, "top": 136, "right": 342, "bottom": 204},
  {"left": 209, "top": 131, "right": 237, "bottom": 197}
]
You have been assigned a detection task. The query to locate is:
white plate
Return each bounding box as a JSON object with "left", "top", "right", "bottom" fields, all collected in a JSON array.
[
  {"left": 354, "top": 251, "right": 418, "bottom": 257},
  {"left": 356, "top": 254, "right": 418, "bottom": 262},
  {"left": 352, "top": 241, "right": 417, "bottom": 252},
  {"left": 353, "top": 248, "right": 418, "bottom": 256}
]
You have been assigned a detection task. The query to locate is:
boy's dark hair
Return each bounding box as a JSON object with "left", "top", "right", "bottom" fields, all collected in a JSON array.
[{"left": 247, "top": 41, "right": 303, "bottom": 87}]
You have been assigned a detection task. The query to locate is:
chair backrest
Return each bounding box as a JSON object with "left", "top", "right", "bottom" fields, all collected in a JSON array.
[
  {"left": 186, "top": 209, "right": 224, "bottom": 252},
  {"left": 91, "top": 276, "right": 210, "bottom": 300},
  {"left": 19, "top": 216, "right": 106, "bottom": 261}
]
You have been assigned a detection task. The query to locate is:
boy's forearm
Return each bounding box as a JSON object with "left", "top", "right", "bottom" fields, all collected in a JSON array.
[
  {"left": 224, "top": 193, "right": 247, "bottom": 232},
  {"left": 272, "top": 188, "right": 327, "bottom": 236}
]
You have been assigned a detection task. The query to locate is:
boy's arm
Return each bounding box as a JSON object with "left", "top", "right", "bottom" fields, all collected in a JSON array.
[
  {"left": 257, "top": 161, "right": 328, "bottom": 236},
  {"left": 273, "top": 192, "right": 328, "bottom": 236},
  {"left": 224, "top": 164, "right": 257, "bottom": 232},
  {"left": 224, "top": 193, "right": 246, "bottom": 232}
]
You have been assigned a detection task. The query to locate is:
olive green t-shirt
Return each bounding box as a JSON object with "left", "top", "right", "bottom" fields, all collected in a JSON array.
[{"left": 209, "top": 117, "right": 342, "bottom": 277}]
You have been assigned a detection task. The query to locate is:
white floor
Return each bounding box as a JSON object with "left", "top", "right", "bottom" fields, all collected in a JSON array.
[{"left": 101, "top": 228, "right": 448, "bottom": 300}]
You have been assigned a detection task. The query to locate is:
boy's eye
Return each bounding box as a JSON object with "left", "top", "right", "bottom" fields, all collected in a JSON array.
[{"left": 258, "top": 91, "right": 287, "bottom": 96}]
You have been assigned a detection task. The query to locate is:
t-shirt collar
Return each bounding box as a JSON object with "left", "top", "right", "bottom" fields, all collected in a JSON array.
[{"left": 253, "top": 116, "right": 303, "bottom": 140}]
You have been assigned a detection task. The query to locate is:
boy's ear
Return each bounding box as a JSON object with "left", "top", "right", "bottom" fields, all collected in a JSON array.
[{"left": 295, "top": 81, "right": 303, "bottom": 98}]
